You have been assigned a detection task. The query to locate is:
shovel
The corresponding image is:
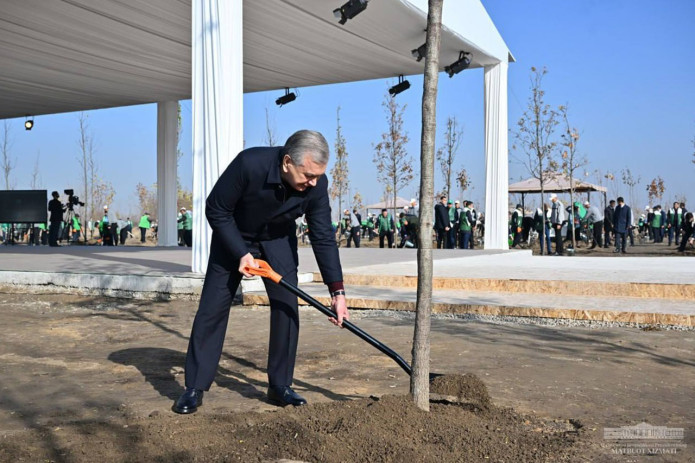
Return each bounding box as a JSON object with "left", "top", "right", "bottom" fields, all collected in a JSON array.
[{"left": 243, "top": 259, "right": 443, "bottom": 382}]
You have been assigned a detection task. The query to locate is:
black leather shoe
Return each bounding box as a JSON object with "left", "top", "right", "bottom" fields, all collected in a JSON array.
[
  {"left": 267, "top": 386, "right": 307, "bottom": 407},
  {"left": 172, "top": 388, "right": 203, "bottom": 414}
]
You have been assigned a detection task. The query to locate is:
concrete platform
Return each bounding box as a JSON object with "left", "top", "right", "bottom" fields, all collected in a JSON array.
[{"left": 1, "top": 246, "right": 693, "bottom": 326}]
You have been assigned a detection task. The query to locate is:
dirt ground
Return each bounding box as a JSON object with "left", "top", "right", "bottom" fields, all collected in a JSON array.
[{"left": 0, "top": 292, "right": 693, "bottom": 462}]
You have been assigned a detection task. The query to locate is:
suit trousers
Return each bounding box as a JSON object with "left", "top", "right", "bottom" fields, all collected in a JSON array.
[
  {"left": 615, "top": 231, "right": 627, "bottom": 252},
  {"left": 49, "top": 221, "right": 61, "bottom": 246},
  {"left": 346, "top": 226, "right": 360, "bottom": 248},
  {"left": 592, "top": 221, "right": 603, "bottom": 247},
  {"left": 553, "top": 224, "right": 563, "bottom": 255},
  {"left": 185, "top": 239, "right": 300, "bottom": 391},
  {"left": 435, "top": 229, "right": 447, "bottom": 249},
  {"left": 379, "top": 231, "right": 393, "bottom": 248}
]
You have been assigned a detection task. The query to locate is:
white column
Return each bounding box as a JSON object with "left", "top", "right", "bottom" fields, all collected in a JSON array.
[
  {"left": 156, "top": 101, "right": 179, "bottom": 247},
  {"left": 483, "top": 61, "right": 509, "bottom": 250},
  {"left": 191, "top": 0, "right": 244, "bottom": 273}
]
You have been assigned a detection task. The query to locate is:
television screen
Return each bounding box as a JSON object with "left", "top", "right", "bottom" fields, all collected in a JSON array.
[{"left": 0, "top": 190, "right": 48, "bottom": 223}]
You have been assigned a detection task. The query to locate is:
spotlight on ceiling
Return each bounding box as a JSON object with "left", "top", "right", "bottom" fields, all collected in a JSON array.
[
  {"left": 333, "top": 0, "right": 368, "bottom": 25},
  {"left": 389, "top": 75, "right": 411, "bottom": 96},
  {"left": 275, "top": 88, "right": 297, "bottom": 107},
  {"left": 445, "top": 52, "right": 471, "bottom": 78},
  {"left": 411, "top": 43, "right": 427, "bottom": 62},
  {"left": 24, "top": 115, "right": 34, "bottom": 131}
]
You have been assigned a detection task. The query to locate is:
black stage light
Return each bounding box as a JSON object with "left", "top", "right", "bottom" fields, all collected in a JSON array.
[
  {"left": 24, "top": 116, "right": 34, "bottom": 131},
  {"left": 389, "top": 75, "right": 410, "bottom": 96},
  {"left": 445, "top": 52, "right": 471, "bottom": 78},
  {"left": 333, "top": 0, "right": 368, "bottom": 25},
  {"left": 411, "top": 43, "right": 426, "bottom": 62},
  {"left": 275, "top": 88, "right": 297, "bottom": 107}
]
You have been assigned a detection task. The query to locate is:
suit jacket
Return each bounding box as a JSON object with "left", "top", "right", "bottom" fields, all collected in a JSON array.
[
  {"left": 604, "top": 206, "right": 615, "bottom": 228},
  {"left": 434, "top": 203, "right": 449, "bottom": 230},
  {"left": 613, "top": 204, "right": 632, "bottom": 233},
  {"left": 206, "top": 146, "right": 342, "bottom": 284}
]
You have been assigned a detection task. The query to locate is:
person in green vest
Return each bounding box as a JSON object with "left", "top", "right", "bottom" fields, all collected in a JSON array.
[
  {"left": 177, "top": 208, "right": 185, "bottom": 246},
  {"left": 651, "top": 205, "right": 664, "bottom": 243},
  {"left": 667, "top": 201, "right": 685, "bottom": 246},
  {"left": 366, "top": 215, "right": 375, "bottom": 241},
  {"left": 181, "top": 207, "right": 193, "bottom": 247},
  {"left": 458, "top": 201, "right": 474, "bottom": 249},
  {"left": 139, "top": 212, "right": 151, "bottom": 244},
  {"left": 100, "top": 206, "right": 111, "bottom": 245},
  {"left": 511, "top": 204, "right": 523, "bottom": 248},
  {"left": 37, "top": 222, "right": 47, "bottom": 245},
  {"left": 376, "top": 208, "right": 395, "bottom": 248},
  {"left": 71, "top": 214, "right": 81, "bottom": 243}
]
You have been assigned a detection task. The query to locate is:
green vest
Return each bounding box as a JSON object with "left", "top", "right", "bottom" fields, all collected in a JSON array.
[
  {"left": 38, "top": 223, "right": 46, "bottom": 231},
  {"left": 139, "top": 215, "right": 151, "bottom": 228},
  {"left": 377, "top": 214, "right": 392, "bottom": 233},
  {"left": 72, "top": 217, "right": 81, "bottom": 231},
  {"left": 183, "top": 212, "right": 192, "bottom": 230},
  {"left": 448, "top": 207, "right": 455, "bottom": 222},
  {"left": 177, "top": 213, "right": 184, "bottom": 230},
  {"left": 100, "top": 215, "right": 109, "bottom": 232},
  {"left": 514, "top": 210, "right": 523, "bottom": 227},
  {"left": 459, "top": 209, "right": 472, "bottom": 231},
  {"left": 651, "top": 213, "right": 662, "bottom": 228}
]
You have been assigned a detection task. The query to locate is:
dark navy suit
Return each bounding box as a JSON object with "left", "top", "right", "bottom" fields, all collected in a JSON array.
[
  {"left": 185, "top": 147, "right": 342, "bottom": 391},
  {"left": 613, "top": 203, "right": 632, "bottom": 252}
]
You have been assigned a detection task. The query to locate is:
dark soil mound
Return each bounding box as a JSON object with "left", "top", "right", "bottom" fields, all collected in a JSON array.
[
  {"left": 3, "top": 393, "right": 581, "bottom": 462},
  {"left": 143, "top": 395, "right": 579, "bottom": 462},
  {"left": 430, "top": 373, "right": 492, "bottom": 408}
]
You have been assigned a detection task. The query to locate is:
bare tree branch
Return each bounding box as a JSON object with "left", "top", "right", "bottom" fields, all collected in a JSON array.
[
  {"left": 1, "top": 120, "right": 15, "bottom": 190},
  {"left": 511, "top": 67, "right": 559, "bottom": 255},
  {"left": 329, "top": 107, "right": 350, "bottom": 217}
]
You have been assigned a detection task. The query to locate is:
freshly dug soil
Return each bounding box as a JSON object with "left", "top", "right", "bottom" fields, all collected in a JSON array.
[
  {"left": 430, "top": 373, "right": 492, "bottom": 408},
  {"left": 2, "top": 386, "right": 581, "bottom": 462}
]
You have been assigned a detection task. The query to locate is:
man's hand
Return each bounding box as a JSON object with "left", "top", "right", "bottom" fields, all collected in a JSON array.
[
  {"left": 239, "top": 253, "right": 258, "bottom": 277},
  {"left": 329, "top": 295, "right": 349, "bottom": 327}
]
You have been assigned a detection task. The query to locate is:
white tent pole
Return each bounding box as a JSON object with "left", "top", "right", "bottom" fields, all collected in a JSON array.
[
  {"left": 483, "top": 61, "right": 509, "bottom": 249},
  {"left": 156, "top": 100, "right": 179, "bottom": 247},
  {"left": 191, "top": 0, "right": 244, "bottom": 273}
]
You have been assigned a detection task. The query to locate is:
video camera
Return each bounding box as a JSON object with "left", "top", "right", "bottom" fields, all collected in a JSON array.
[{"left": 64, "top": 189, "right": 85, "bottom": 209}]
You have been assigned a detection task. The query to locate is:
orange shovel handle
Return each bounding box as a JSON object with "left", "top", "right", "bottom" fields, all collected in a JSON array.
[{"left": 243, "top": 259, "right": 282, "bottom": 284}]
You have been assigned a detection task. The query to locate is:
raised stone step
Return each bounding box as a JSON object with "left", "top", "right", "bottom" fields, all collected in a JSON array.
[
  {"left": 314, "top": 273, "right": 695, "bottom": 300},
  {"left": 244, "top": 283, "right": 695, "bottom": 327}
]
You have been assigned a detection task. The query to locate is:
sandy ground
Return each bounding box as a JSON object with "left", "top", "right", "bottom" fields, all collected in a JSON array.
[{"left": 0, "top": 292, "right": 693, "bottom": 462}]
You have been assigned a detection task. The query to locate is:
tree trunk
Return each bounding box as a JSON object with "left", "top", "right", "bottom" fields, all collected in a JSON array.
[
  {"left": 570, "top": 179, "right": 577, "bottom": 250},
  {"left": 411, "top": 0, "right": 443, "bottom": 412},
  {"left": 393, "top": 178, "right": 397, "bottom": 245},
  {"left": 539, "top": 170, "right": 545, "bottom": 256},
  {"left": 540, "top": 185, "right": 546, "bottom": 255}
]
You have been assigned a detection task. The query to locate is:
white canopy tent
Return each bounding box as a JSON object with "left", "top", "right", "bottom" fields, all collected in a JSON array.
[
  {"left": 0, "top": 0, "right": 513, "bottom": 272},
  {"left": 364, "top": 197, "right": 412, "bottom": 215}
]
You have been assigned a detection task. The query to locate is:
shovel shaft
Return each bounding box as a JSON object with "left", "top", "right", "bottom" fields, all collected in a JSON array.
[{"left": 277, "top": 279, "right": 414, "bottom": 377}]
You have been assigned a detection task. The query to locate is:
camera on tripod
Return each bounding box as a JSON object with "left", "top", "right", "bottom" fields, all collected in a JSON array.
[{"left": 64, "top": 189, "right": 85, "bottom": 210}]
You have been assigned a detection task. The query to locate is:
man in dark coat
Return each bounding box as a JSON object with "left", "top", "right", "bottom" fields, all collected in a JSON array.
[
  {"left": 434, "top": 195, "right": 449, "bottom": 249},
  {"left": 173, "top": 130, "right": 349, "bottom": 414},
  {"left": 613, "top": 197, "right": 632, "bottom": 254},
  {"left": 511, "top": 204, "right": 523, "bottom": 248},
  {"left": 604, "top": 199, "right": 615, "bottom": 248},
  {"left": 47, "top": 191, "right": 64, "bottom": 247}
]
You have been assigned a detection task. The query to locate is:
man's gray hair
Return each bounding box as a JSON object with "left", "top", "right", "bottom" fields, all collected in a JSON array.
[{"left": 282, "top": 130, "right": 329, "bottom": 166}]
